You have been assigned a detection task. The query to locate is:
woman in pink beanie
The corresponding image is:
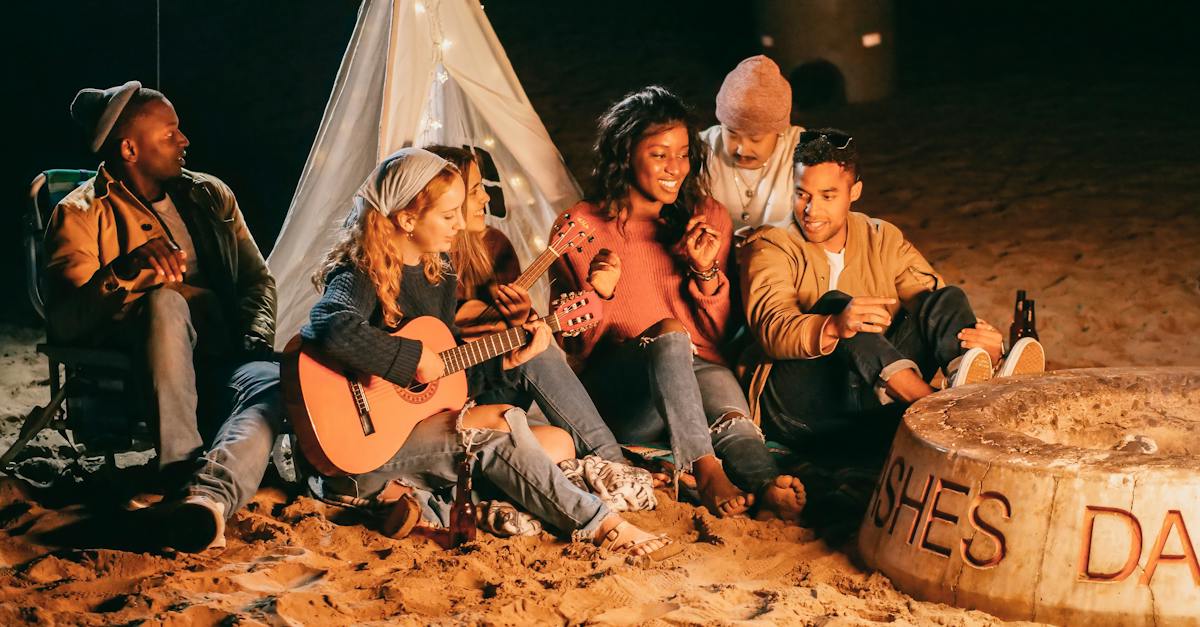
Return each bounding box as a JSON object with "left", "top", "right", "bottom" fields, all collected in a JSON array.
[{"left": 701, "top": 55, "right": 805, "bottom": 231}]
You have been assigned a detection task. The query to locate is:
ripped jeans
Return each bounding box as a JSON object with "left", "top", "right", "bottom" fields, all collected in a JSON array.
[
  {"left": 319, "top": 406, "right": 610, "bottom": 539},
  {"left": 580, "top": 332, "right": 782, "bottom": 495},
  {"left": 474, "top": 344, "right": 624, "bottom": 463}
]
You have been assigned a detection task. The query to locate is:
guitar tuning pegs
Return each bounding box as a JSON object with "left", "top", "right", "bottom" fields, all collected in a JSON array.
[
  {"left": 587, "top": 236, "right": 595, "bottom": 243},
  {"left": 563, "top": 213, "right": 571, "bottom": 219},
  {"left": 576, "top": 247, "right": 583, "bottom": 253}
]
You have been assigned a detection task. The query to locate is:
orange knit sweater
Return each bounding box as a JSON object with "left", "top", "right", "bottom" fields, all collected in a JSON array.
[{"left": 550, "top": 198, "right": 734, "bottom": 366}]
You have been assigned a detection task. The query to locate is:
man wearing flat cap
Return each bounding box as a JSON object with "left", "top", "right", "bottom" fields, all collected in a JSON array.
[
  {"left": 44, "top": 81, "right": 282, "bottom": 551},
  {"left": 701, "top": 55, "right": 806, "bottom": 233}
]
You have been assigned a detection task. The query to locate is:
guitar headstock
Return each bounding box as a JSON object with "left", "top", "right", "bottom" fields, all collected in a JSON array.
[
  {"left": 548, "top": 212, "right": 596, "bottom": 256},
  {"left": 549, "top": 290, "right": 604, "bottom": 337}
]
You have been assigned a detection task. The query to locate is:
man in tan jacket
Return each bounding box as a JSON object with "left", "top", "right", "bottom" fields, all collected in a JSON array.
[
  {"left": 738, "top": 129, "right": 1044, "bottom": 447},
  {"left": 45, "top": 82, "right": 282, "bottom": 551}
]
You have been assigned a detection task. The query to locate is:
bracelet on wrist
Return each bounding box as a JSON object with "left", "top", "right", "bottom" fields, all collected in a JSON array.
[{"left": 688, "top": 262, "right": 719, "bottom": 282}]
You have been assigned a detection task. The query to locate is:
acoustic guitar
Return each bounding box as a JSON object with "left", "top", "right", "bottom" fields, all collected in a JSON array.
[
  {"left": 282, "top": 291, "right": 603, "bottom": 476},
  {"left": 459, "top": 211, "right": 595, "bottom": 331}
]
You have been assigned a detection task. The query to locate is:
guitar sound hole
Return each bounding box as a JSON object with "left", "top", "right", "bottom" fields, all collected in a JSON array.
[{"left": 398, "top": 379, "right": 439, "bottom": 403}]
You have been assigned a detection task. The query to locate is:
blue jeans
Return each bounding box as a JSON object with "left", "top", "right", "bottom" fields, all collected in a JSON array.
[
  {"left": 581, "top": 332, "right": 781, "bottom": 494},
  {"left": 762, "top": 286, "right": 977, "bottom": 447},
  {"left": 475, "top": 344, "right": 624, "bottom": 463},
  {"left": 138, "top": 288, "right": 205, "bottom": 469},
  {"left": 130, "top": 288, "right": 282, "bottom": 519},
  {"left": 321, "top": 406, "right": 610, "bottom": 539},
  {"left": 186, "top": 361, "right": 284, "bottom": 519}
]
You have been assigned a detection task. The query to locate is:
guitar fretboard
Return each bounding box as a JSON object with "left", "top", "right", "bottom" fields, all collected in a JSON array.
[
  {"left": 512, "top": 247, "right": 558, "bottom": 291},
  {"left": 438, "top": 313, "right": 563, "bottom": 374}
]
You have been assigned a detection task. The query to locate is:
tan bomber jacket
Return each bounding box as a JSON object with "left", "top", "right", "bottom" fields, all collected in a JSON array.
[
  {"left": 43, "top": 164, "right": 276, "bottom": 348},
  {"left": 737, "top": 211, "right": 943, "bottom": 422}
]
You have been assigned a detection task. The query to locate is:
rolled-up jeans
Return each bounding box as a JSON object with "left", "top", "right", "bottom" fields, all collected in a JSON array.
[
  {"left": 474, "top": 344, "right": 624, "bottom": 463},
  {"left": 761, "top": 286, "right": 977, "bottom": 447},
  {"left": 580, "top": 332, "right": 781, "bottom": 495},
  {"left": 321, "top": 406, "right": 610, "bottom": 539},
  {"left": 186, "top": 360, "right": 284, "bottom": 519}
]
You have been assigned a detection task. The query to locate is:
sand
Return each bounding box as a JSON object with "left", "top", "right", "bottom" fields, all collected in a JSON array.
[{"left": 1, "top": 42, "right": 1197, "bottom": 627}]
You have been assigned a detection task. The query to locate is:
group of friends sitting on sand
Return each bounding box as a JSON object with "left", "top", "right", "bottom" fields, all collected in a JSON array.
[{"left": 45, "top": 56, "right": 1046, "bottom": 558}]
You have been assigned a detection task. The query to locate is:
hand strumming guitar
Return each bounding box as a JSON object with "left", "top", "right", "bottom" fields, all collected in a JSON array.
[{"left": 414, "top": 346, "right": 445, "bottom": 383}]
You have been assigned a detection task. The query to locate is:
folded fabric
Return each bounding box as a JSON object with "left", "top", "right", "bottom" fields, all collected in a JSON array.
[
  {"left": 558, "top": 455, "right": 657, "bottom": 512},
  {"left": 476, "top": 500, "right": 542, "bottom": 537}
]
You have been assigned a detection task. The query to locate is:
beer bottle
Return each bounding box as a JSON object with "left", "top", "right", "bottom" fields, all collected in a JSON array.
[
  {"left": 1009, "top": 290, "right": 1027, "bottom": 347},
  {"left": 1022, "top": 299, "right": 1039, "bottom": 341},
  {"left": 449, "top": 453, "right": 477, "bottom": 548}
]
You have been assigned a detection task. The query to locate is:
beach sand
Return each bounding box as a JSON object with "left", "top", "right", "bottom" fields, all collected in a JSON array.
[{"left": 1, "top": 21, "right": 1197, "bottom": 627}]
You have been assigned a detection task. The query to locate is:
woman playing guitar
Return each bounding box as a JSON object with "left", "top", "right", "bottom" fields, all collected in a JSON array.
[
  {"left": 426, "top": 145, "right": 625, "bottom": 464},
  {"left": 299, "top": 148, "right": 680, "bottom": 560}
]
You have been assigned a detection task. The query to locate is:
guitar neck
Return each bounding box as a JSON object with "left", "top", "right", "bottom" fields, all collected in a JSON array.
[
  {"left": 512, "top": 247, "right": 559, "bottom": 291},
  {"left": 438, "top": 312, "right": 563, "bottom": 375}
]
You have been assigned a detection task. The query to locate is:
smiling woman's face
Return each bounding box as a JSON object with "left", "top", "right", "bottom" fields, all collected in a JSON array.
[
  {"left": 462, "top": 160, "right": 490, "bottom": 233},
  {"left": 629, "top": 123, "right": 690, "bottom": 205}
]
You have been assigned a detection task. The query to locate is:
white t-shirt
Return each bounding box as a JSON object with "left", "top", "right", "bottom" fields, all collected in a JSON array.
[
  {"left": 825, "top": 248, "right": 846, "bottom": 291},
  {"left": 151, "top": 194, "right": 204, "bottom": 285},
  {"left": 701, "top": 125, "right": 804, "bottom": 231}
]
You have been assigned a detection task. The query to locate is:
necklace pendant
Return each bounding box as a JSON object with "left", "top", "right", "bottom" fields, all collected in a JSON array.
[
  {"left": 741, "top": 212, "right": 750, "bottom": 222},
  {"left": 745, "top": 189, "right": 754, "bottom": 199}
]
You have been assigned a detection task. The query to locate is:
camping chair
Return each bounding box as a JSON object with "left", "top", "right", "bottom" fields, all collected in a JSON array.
[{"left": 0, "top": 169, "right": 152, "bottom": 471}]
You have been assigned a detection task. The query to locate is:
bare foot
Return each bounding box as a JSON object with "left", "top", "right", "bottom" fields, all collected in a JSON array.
[
  {"left": 693, "top": 455, "right": 753, "bottom": 517},
  {"left": 756, "top": 475, "right": 807, "bottom": 523}
]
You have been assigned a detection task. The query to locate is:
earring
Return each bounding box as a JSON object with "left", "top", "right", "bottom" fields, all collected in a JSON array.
[{"left": 406, "top": 230, "right": 414, "bottom": 238}]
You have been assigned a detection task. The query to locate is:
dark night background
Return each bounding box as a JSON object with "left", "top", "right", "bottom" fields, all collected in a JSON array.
[{"left": 4, "top": 0, "right": 1198, "bottom": 327}]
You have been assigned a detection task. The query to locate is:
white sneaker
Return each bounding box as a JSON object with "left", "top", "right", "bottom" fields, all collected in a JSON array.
[
  {"left": 946, "top": 348, "right": 993, "bottom": 388},
  {"left": 997, "top": 337, "right": 1045, "bottom": 377},
  {"left": 163, "top": 495, "right": 226, "bottom": 552}
]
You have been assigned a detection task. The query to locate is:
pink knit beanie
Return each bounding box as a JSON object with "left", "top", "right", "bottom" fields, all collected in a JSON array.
[{"left": 715, "top": 55, "right": 792, "bottom": 135}]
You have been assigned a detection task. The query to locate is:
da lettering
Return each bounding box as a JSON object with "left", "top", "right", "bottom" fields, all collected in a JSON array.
[{"left": 1077, "top": 506, "right": 1200, "bottom": 586}]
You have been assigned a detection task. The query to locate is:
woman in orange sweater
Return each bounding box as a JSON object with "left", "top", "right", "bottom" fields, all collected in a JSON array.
[{"left": 550, "top": 87, "right": 806, "bottom": 522}]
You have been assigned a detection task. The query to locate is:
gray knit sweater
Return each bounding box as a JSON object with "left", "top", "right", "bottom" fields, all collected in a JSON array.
[{"left": 301, "top": 260, "right": 509, "bottom": 394}]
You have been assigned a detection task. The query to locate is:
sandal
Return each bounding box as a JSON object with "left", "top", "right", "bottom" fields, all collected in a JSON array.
[
  {"left": 381, "top": 493, "right": 421, "bottom": 539},
  {"left": 597, "top": 520, "right": 685, "bottom": 562}
]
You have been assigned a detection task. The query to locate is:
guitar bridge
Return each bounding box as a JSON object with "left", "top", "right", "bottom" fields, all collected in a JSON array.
[{"left": 348, "top": 379, "right": 375, "bottom": 436}]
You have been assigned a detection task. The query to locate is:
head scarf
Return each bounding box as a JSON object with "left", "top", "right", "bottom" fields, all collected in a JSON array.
[{"left": 352, "top": 147, "right": 451, "bottom": 220}]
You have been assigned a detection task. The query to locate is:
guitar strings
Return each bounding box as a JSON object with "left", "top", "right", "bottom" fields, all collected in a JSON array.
[{"left": 355, "top": 314, "right": 569, "bottom": 400}]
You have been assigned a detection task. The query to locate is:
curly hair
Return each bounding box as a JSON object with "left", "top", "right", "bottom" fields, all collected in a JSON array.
[
  {"left": 313, "top": 165, "right": 459, "bottom": 329},
  {"left": 793, "top": 127, "right": 861, "bottom": 181},
  {"left": 588, "top": 85, "right": 709, "bottom": 239}
]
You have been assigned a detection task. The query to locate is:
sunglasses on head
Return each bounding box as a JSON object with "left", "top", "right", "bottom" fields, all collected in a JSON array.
[{"left": 798, "top": 130, "right": 854, "bottom": 150}]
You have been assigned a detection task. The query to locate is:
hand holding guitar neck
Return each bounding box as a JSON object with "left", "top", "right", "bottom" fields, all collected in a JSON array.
[
  {"left": 490, "top": 283, "right": 532, "bottom": 327},
  {"left": 465, "top": 212, "right": 595, "bottom": 328},
  {"left": 501, "top": 316, "right": 552, "bottom": 370}
]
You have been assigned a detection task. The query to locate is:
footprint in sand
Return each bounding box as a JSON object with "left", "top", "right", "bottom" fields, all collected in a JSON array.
[
  {"left": 232, "top": 562, "right": 328, "bottom": 593},
  {"left": 590, "top": 601, "right": 681, "bottom": 624}
]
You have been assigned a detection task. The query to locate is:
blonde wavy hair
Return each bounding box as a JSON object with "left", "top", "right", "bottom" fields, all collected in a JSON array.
[
  {"left": 313, "top": 165, "right": 460, "bottom": 328},
  {"left": 425, "top": 145, "right": 494, "bottom": 298}
]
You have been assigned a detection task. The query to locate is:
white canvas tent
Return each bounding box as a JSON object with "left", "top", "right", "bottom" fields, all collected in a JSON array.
[{"left": 268, "top": 0, "right": 581, "bottom": 349}]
